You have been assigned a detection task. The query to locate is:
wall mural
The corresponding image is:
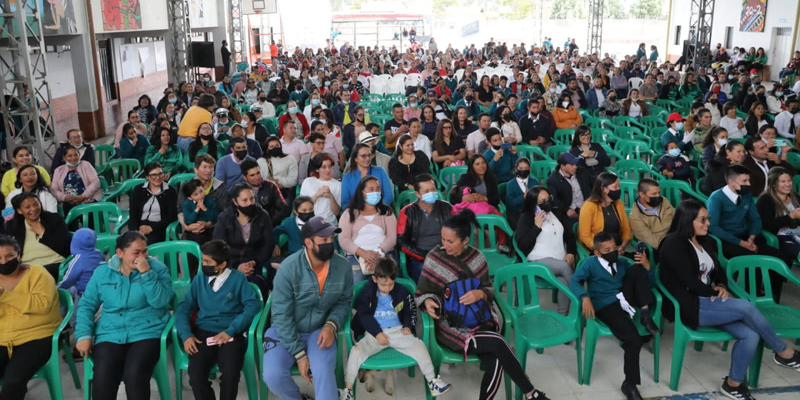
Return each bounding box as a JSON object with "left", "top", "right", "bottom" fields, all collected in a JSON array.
[
  {"left": 43, "top": 0, "right": 78, "bottom": 34},
  {"left": 740, "top": 0, "right": 767, "bottom": 33},
  {"left": 101, "top": 0, "right": 141, "bottom": 31}
]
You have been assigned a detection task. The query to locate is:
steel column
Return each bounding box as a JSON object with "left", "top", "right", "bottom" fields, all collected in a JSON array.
[
  {"left": 168, "top": 0, "right": 192, "bottom": 84},
  {"left": 230, "top": 0, "right": 245, "bottom": 64},
  {"left": 687, "top": 0, "right": 715, "bottom": 71},
  {"left": 587, "top": 0, "right": 604, "bottom": 56}
]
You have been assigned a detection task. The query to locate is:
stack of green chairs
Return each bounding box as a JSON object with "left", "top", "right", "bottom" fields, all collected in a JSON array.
[{"left": 94, "top": 144, "right": 115, "bottom": 175}]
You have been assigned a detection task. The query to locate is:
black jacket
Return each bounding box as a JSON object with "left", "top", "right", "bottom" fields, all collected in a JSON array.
[
  {"left": 518, "top": 113, "right": 553, "bottom": 144},
  {"left": 256, "top": 181, "right": 290, "bottom": 224},
  {"left": 515, "top": 209, "right": 578, "bottom": 257},
  {"left": 546, "top": 167, "right": 592, "bottom": 212},
  {"left": 51, "top": 143, "right": 96, "bottom": 175},
  {"left": 756, "top": 193, "right": 800, "bottom": 235},
  {"left": 397, "top": 200, "right": 453, "bottom": 260},
  {"left": 453, "top": 174, "right": 500, "bottom": 207},
  {"left": 658, "top": 234, "right": 727, "bottom": 329},
  {"left": 352, "top": 279, "right": 416, "bottom": 338},
  {"left": 7, "top": 212, "right": 70, "bottom": 261},
  {"left": 741, "top": 154, "right": 796, "bottom": 197},
  {"left": 129, "top": 183, "right": 178, "bottom": 236},
  {"left": 212, "top": 206, "right": 274, "bottom": 267},
  {"left": 561, "top": 87, "right": 587, "bottom": 109},
  {"left": 266, "top": 88, "right": 289, "bottom": 106},
  {"left": 701, "top": 157, "right": 730, "bottom": 196}
]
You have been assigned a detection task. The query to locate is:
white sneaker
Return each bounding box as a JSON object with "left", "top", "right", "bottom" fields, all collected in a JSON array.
[
  {"left": 428, "top": 375, "right": 452, "bottom": 397},
  {"left": 339, "top": 388, "right": 354, "bottom": 400}
]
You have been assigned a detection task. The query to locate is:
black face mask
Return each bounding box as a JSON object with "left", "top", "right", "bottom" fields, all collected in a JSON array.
[
  {"left": 237, "top": 203, "right": 258, "bottom": 217},
  {"left": 600, "top": 250, "right": 619, "bottom": 264},
  {"left": 791, "top": 107, "right": 799, "bottom": 115},
  {"left": 492, "top": 144, "right": 502, "bottom": 150},
  {"left": 608, "top": 96, "right": 617, "bottom": 101},
  {"left": 0, "top": 257, "right": 19, "bottom": 275},
  {"left": 297, "top": 212, "right": 315, "bottom": 222},
  {"left": 235, "top": 150, "right": 248, "bottom": 160},
  {"left": 259, "top": 97, "right": 267, "bottom": 102},
  {"left": 538, "top": 200, "right": 552, "bottom": 212},
  {"left": 465, "top": 95, "right": 474, "bottom": 102},
  {"left": 647, "top": 195, "right": 662, "bottom": 208},
  {"left": 504, "top": 113, "right": 514, "bottom": 122},
  {"left": 516, "top": 169, "right": 530, "bottom": 179},
  {"left": 607, "top": 189, "right": 622, "bottom": 201},
  {"left": 710, "top": 99, "right": 718, "bottom": 105},
  {"left": 199, "top": 134, "right": 213, "bottom": 141},
  {"left": 736, "top": 185, "right": 751, "bottom": 196},
  {"left": 313, "top": 242, "right": 336, "bottom": 261},
  {"left": 268, "top": 148, "right": 283, "bottom": 157},
  {"left": 201, "top": 265, "right": 219, "bottom": 277}
]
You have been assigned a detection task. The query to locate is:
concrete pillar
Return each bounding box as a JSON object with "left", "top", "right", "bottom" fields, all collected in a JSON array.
[{"left": 72, "top": 0, "right": 104, "bottom": 140}]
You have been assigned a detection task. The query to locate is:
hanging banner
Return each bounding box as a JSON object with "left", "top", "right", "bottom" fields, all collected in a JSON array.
[{"left": 740, "top": 0, "right": 767, "bottom": 33}]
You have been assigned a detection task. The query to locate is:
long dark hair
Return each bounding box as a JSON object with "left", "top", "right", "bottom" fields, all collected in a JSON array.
[
  {"left": 345, "top": 176, "right": 393, "bottom": 222},
  {"left": 702, "top": 127, "right": 727, "bottom": 148},
  {"left": 716, "top": 140, "right": 744, "bottom": 160},
  {"left": 442, "top": 208, "right": 477, "bottom": 241},
  {"left": 587, "top": 172, "right": 619, "bottom": 204},
  {"left": 466, "top": 153, "right": 497, "bottom": 187},
  {"left": 189, "top": 122, "right": 219, "bottom": 162},
  {"left": 150, "top": 126, "right": 177, "bottom": 147},
  {"left": 452, "top": 105, "right": 469, "bottom": 130},
  {"left": 522, "top": 186, "right": 550, "bottom": 214},
  {"left": 8, "top": 192, "right": 43, "bottom": 231},
  {"left": 15, "top": 164, "right": 52, "bottom": 194},
  {"left": 116, "top": 231, "right": 148, "bottom": 250},
  {"left": 264, "top": 136, "right": 287, "bottom": 158},
  {"left": 433, "top": 118, "right": 460, "bottom": 156},
  {"left": 665, "top": 198, "right": 705, "bottom": 241},
  {"left": 571, "top": 124, "right": 592, "bottom": 147},
  {"left": 347, "top": 143, "right": 372, "bottom": 173}
]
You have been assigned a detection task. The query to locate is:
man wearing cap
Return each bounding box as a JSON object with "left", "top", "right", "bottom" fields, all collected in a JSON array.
[
  {"left": 547, "top": 152, "right": 592, "bottom": 226},
  {"left": 262, "top": 216, "right": 353, "bottom": 400},
  {"left": 214, "top": 108, "right": 235, "bottom": 141},
  {"left": 425, "top": 88, "right": 451, "bottom": 120},
  {"left": 206, "top": 83, "right": 225, "bottom": 106},
  {"left": 661, "top": 112, "right": 694, "bottom": 154}
]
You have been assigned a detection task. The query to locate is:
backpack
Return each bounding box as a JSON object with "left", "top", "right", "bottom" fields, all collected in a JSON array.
[{"left": 442, "top": 277, "right": 491, "bottom": 329}]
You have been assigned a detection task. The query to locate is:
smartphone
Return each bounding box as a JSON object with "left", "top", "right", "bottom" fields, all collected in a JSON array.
[
  {"left": 206, "top": 337, "right": 234, "bottom": 346},
  {"left": 774, "top": 139, "right": 788, "bottom": 147},
  {"left": 636, "top": 242, "right": 647, "bottom": 255},
  {"left": 501, "top": 143, "right": 513, "bottom": 151}
]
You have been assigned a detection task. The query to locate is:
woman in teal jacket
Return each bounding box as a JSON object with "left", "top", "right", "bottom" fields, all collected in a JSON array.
[
  {"left": 118, "top": 123, "right": 150, "bottom": 166},
  {"left": 145, "top": 125, "right": 186, "bottom": 180},
  {"left": 75, "top": 231, "right": 174, "bottom": 400}
]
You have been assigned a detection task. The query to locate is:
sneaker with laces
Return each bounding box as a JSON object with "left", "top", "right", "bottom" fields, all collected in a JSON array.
[
  {"left": 338, "top": 388, "right": 353, "bottom": 400},
  {"left": 526, "top": 389, "right": 551, "bottom": 400},
  {"left": 773, "top": 351, "right": 800, "bottom": 371},
  {"left": 428, "top": 375, "right": 452, "bottom": 397},
  {"left": 720, "top": 377, "right": 756, "bottom": 400}
]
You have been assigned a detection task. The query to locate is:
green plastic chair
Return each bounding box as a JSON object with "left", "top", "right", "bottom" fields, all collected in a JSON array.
[
  {"left": 619, "top": 179, "right": 639, "bottom": 214},
  {"left": 614, "top": 126, "right": 648, "bottom": 141},
  {"left": 658, "top": 179, "right": 706, "bottom": 205},
  {"left": 512, "top": 232, "right": 559, "bottom": 304},
  {"left": 695, "top": 177, "right": 709, "bottom": 202},
  {"left": 591, "top": 128, "right": 618, "bottom": 145},
  {"left": 471, "top": 215, "right": 517, "bottom": 276},
  {"left": 102, "top": 178, "right": 146, "bottom": 221},
  {"left": 344, "top": 279, "right": 433, "bottom": 399},
  {"left": 517, "top": 144, "right": 551, "bottom": 162},
  {"left": 83, "top": 315, "right": 175, "bottom": 400},
  {"left": 274, "top": 104, "right": 287, "bottom": 116},
  {"left": 614, "top": 159, "right": 664, "bottom": 182},
  {"left": 498, "top": 182, "right": 508, "bottom": 207},
  {"left": 386, "top": 93, "right": 406, "bottom": 103},
  {"left": 673, "top": 107, "right": 691, "bottom": 116},
  {"left": 255, "top": 293, "right": 345, "bottom": 399},
  {"left": 655, "top": 264, "right": 736, "bottom": 391},
  {"left": 590, "top": 116, "right": 618, "bottom": 131},
  {"left": 545, "top": 144, "right": 571, "bottom": 161},
  {"left": 616, "top": 139, "right": 657, "bottom": 162},
  {"left": 98, "top": 176, "right": 109, "bottom": 198},
  {"left": 393, "top": 189, "right": 419, "bottom": 215},
  {"left": 531, "top": 160, "right": 557, "bottom": 188},
  {"left": 554, "top": 129, "right": 576, "bottom": 145},
  {"left": 380, "top": 99, "right": 397, "bottom": 114},
  {"left": 94, "top": 144, "right": 115, "bottom": 174},
  {"left": 370, "top": 114, "right": 392, "bottom": 128},
  {"left": 236, "top": 104, "right": 250, "bottom": 114},
  {"left": 167, "top": 172, "right": 198, "bottom": 193},
  {"left": 578, "top": 257, "right": 662, "bottom": 385},
  {"left": 105, "top": 158, "right": 142, "bottom": 190},
  {"left": 65, "top": 202, "right": 128, "bottom": 236},
  {"left": 166, "top": 220, "right": 184, "bottom": 241},
  {"left": 676, "top": 98, "right": 694, "bottom": 108},
  {"left": 572, "top": 223, "right": 591, "bottom": 261},
  {"left": 641, "top": 116, "right": 665, "bottom": 128},
  {"left": 613, "top": 116, "right": 648, "bottom": 132},
  {"left": 362, "top": 93, "right": 383, "bottom": 102},
  {"left": 171, "top": 283, "right": 263, "bottom": 400},
  {"left": 493, "top": 263, "right": 582, "bottom": 395},
  {"left": 148, "top": 240, "right": 202, "bottom": 306},
  {"left": 437, "top": 166, "right": 467, "bottom": 193},
  {"left": 261, "top": 117, "right": 280, "bottom": 137},
  {"left": 725, "top": 256, "right": 800, "bottom": 387},
  {"left": 600, "top": 143, "right": 624, "bottom": 163},
  {"left": 655, "top": 99, "right": 677, "bottom": 111}
]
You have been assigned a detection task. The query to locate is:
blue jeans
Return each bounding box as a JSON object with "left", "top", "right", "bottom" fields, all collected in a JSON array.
[
  {"left": 697, "top": 297, "right": 788, "bottom": 382},
  {"left": 177, "top": 136, "right": 195, "bottom": 152},
  {"left": 262, "top": 326, "right": 338, "bottom": 400},
  {"left": 346, "top": 254, "right": 369, "bottom": 284},
  {"left": 407, "top": 257, "right": 425, "bottom": 284}
]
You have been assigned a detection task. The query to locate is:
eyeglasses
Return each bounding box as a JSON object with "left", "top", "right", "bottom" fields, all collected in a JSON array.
[
  {"left": 580, "top": 132, "right": 591, "bottom": 137},
  {"left": 148, "top": 172, "right": 164, "bottom": 178},
  {"left": 357, "top": 153, "right": 372, "bottom": 159},
  {"left": 442, "top": 126, "right": 452, "bottom": 130},
  {"left": 312, "top": 141, "right": 325, "bottom": 145},
  {"left": 695, "top": 216, "right": 712, "bottom": 224},
  {"left": 356, "top": 114, "right": 365, "bottom": 117}
]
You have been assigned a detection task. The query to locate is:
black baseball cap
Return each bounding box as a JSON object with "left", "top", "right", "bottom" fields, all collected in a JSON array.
[{"left": 301, "top": 216, "right": 342, "bottom": 240}]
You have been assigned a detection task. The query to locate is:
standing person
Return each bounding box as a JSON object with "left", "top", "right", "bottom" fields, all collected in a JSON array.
[
  {"left": 128, "top": 162, "right": 178, "bottom": 245},
  {"left": 221, "top": 40, "right": 231, "bottom": 76},
  {"left": 175, "top": 240, "right": 261, "bottom": 400},
  {"left": 75, "top": 232, "right": 174, "bottom": 400},
  {"left": 660, "top": 200, "right": 800, "bottom": 400},
  {"left": 178, "top": 94, "right": 217, "bottom": 152},
  {"left": 416, "top": 210, "right": 551, "bottom": 400},
  {"left": 261, "top": 217, "right": 353, "bottom": 400}
]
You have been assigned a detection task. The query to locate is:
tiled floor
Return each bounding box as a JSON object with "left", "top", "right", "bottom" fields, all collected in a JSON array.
[{"left": 26, "top": 270, "right": 800, "bottom": 400}]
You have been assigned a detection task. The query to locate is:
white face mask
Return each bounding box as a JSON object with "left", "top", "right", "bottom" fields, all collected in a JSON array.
[
  {"left": 561, "top": 101, "right": 570, "bottom": 108},
  {"left": 717, "top": 138, "right": 728, "bottom": 146},
  {"left": 241, "top": 120, "right": 249, "bottom": 128}
]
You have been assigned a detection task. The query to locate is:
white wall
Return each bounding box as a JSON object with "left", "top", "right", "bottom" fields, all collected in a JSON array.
[
  {"left": 90, "top": 0, "right": 169, "bottom": 34},
  {"left": 189, "top": 0, "right": 219, "bottom": 29},
  {"left": 113, "top": 40, "right": 168, "bottom": 82},
  {"left": 667, "top": 0, "right": 799, "bottom": 59},
  {"left": 0, "top": 50, "right": 76, "bottom": 98}
]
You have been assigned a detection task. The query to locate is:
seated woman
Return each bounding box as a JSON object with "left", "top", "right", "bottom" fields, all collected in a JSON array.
[
  {"left": 597, "top": 89, "right": 622, "bottom": 119},
  {"left": 568, "top": 125, "right": 610, "bottom": 182},
  {"left": 432, "top": 118, "right": 466, "bottom": 169},
  {"left": 278, "top": 100, "right": 310, "bottom": 139},
  {"left": 75, "top": 231, "right": 174, "bottom": 400},
  {"left": 719, "top": 102, "right": 747, "bottom": 140},
  {"left": 300, "top": 154, "right": 342, "bottom": 226},
  {"left": 6, "top": 193, "right": 70, "bottom": 279},
  {"left": 622, "top": 89, "right": 649, "bottom": 121},
  {"left": 505, "top": 158, "right": 538, "bottom": 229},
  {"left": 744, "top": 101, "right": 770, "bottom": 137},
  {"left": 416, "top": 210, "right": 550, "bottom": 400},
  {"left": 389, "top": 135, "right": 431, "bottom": 193},
  {"left": 757, "top": 167, "right": 800, "bottom": 263},
  {"left": 212, "top": 183, "right": 274, "bottom": 297},
  {"left": 1, "top": 146, "right": 51, "bottom": 198},
  {"left": 450, "top": 154, "right": 501, "bottom": 210},
  {"left": 690, "top": 108, "right": 716, "bottom": 152},
  {"left": 118, "top": 123, "right": 150, "bottom": 166},
  {"left": 577, "top": 172, "right": 631, "bottom": 255},
  {"left": 5, "top": 164, "right": 58, "bottom": 214},
  {"left": 51, "top": 147, "right": 102, "bottom": 215},
  {"left": 490, "top": 105, "right": 522, "bottom": 144},
  {"left": 700, "top": 127, "right": 728, "bottom": 170},
  {"left": 659, "top": 199, "right": 800, "bottom": 400},
  {"left": 766, "top": 84, "right": 786, "bottom": 115},
  {"left": 175, "top": 239, "right": 261, "bottom": 400},
  {"left": 145, "top": 126, "right": 186, "bottom": 181},
  {"left": 0, "top": 234, "right": 62, "bottom": 399},
  {"left": 259, "top": 136, "right": 299, "bottom": 202},
  {"left": 704, "top": 90, "right": 723, "bottom": 126},
  {"left": 338, "top": 176, "right": 398, "bottom": 283},
  {"left": 552, "top": 93, "right": 582, "bottom": 130},
  {"left": 298, "top": 129, "right": 341, "bottom": 185},
  {"left": 341, "top": 143, "right": 394, "bottom": 208},
  {"left": 702, "top": 140, "right": 746, "bottom": 195},
  {"left": 186, "top": 122, "right": 227, "bottom": 172},
  {"left": 515, "top": 186, "right": 577, "bottom": 316},
  {"left": 50, "top": 129, "right": 95, "bottom": 174},
  {"left": 242, "top": 111, "right": 269, "bottom": 146},
  {"left": 129, "top": 162, "right": 178, "bottom": 245}
]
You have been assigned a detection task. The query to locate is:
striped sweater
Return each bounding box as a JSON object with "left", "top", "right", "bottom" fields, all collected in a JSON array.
[{"left": 414, "top": 245, "right": 498, "bottom": 354}]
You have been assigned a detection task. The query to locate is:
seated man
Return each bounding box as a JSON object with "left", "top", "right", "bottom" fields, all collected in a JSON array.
[
  {"left": 397, "top": 174, "right": 455, "bottom": 282},
  {"left": 774, "top": 98, "right": 800, "bottom": 139},
  {"left": 262, "top": 216, "right": 353, "bottom": 400},
  {"left": 570, "top": 232, "right": 658, "bottom": 400},
  {"left": 706, "top": 164, "right": 790, "bottom": 301},
  {"left": 215, "top": 137, "right": 255, "bottom": 193},
  {"left": 241, "top": 159, "right": 290, "bottom": 224},
  {"left": 547, "top": 153, "right": 592, "bottom": 226},
  {"left": 628, "top": 179, "right": 675, "bottom": 252},
  {"left": 741, "top": 135, "right": 795, "bottom": 196}
]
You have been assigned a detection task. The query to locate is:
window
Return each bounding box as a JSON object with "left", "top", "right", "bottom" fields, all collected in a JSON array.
[
  {"left": 675, "top": 26, "right": 681, "bottom": 46},
  {"left": 724, "top": 27, "right": 733, "bottom": 49}
]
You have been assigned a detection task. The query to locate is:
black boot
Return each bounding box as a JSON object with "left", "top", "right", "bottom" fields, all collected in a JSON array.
[{"left": 621, "top": 381, "right": 643, "bottom": 400}]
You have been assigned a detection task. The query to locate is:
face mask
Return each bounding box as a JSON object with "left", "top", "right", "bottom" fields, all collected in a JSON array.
[
  {"left": 313, "top": 242, "right": 336, "bottom": 261},
  {"left": 288, "top": 107, "right": 298, "bottom": 114},
  {"left": 297, "top": 211, "right": 315, "bottom": 222},
  {"left": 776, "top": 92, "right": 784, "bottom": 97},
  {"left": 0, "top": 258, "right": 19, "bottom": 275},
  {"left": 600, "top": 250, "right": 619, "bottom": 264},
  {"left": 728, "top": 75, "right": 734, "bottom": 80},
  {"left": 66, "top": 161, "right": 79, "bottom": 167},
  {"left": 167, "top": 112, "right": 174, "bottom": 116},
  {"left": 710, "top": 99, "right": 718, "bottom": 105},
  {"left": 562, "top": 101, "right": 570, "bottom": 108},
  {"left": 549, "top": 88, "right": 557, "bottom": 93},
  {"left": 409, "top": 102, "right": 417, "bottom": 108},
  {"left": 516, "top": 169, "right": 530, "bottom": 179},
  {"left": 235, "top": 150, "right": 248, "bottom": 160},
  {"left": 647, "top": 195, "right": 663, "bottom": 208},
  {"left": 465, "top": 95, "right": 474, "bottom": 102},
  {"left": 202, "top": 264, "right": 219, "bottom": 276},
  {"left": 199, "top": 133, "right": 213, "bottom": 141},
  {"left": 319, "top": 119, "right": 327, "bottom": 125},
  {"left": 296, "top": 86, "right": 303, "bottom": 92},
  {"left": 736, "top": 185, "right": 751, "bottom": 196},
  {"left": 72, "top": 143, "right": 83, "bottom": 150},
  {"left": 343, "top": 84, "right": 350, "bottom": 89},
  {"left": 791, "top": 107, "right": 800, "bottom": 115},
  {"left": 674, "top": 122, "right": 684, "bottom": 131},
  {"left": 365, "top": 192, "right": 381, "bottom": 206},
  {"left": 324, "top": 81, "right": 331, "bottom": 87},
  {"left": 607, "top": 189, "right": 621, "bottom": 201},
  {"left": 311, "top": 99, "right": 321, "bottom": 106},
  {"left": 668, "top": 148, "right": 681, "bottom": 157},
  {"left": 237, "top": 203, "right": 258, "bottom": 217},
  {"left": 608, "top": 95, "right": 616, "bottom": 101},
  {"left": 538, "top": 200, "right": 553, "bottom": 212},
  {"left": 204, "top": 77, "right": 210, "bottom": 82},
  {"left": 169, "top": 98, "right": 177, "bottom": 104},
  {"left": 268, "top": 148, "right": 282, "bottom": 157},
  {"left": 492, "top": 144, "right": 502, "bottom": 151},
  {"left": 421, "top": 191, "right": 438, "bottom": 204},
  {"left": 240, "top": 120, "right": 249, "bottom": 128},
  {"left": 717, "top": 138, "right": 728, "bottom": 146}
]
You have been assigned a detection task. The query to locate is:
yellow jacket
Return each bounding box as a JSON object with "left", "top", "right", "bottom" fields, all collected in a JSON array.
[
  {"left": 1, "top": 166, "right": 52, "bottom": 198},
  {"left": 0, "top": 265, "right": 61, "bottom": 353},
  {"left": 177, "top": 106, "right": 213, "bottom": 138},
  {"left": 578, "top": 199, "right": 632, "bottom": 250}
]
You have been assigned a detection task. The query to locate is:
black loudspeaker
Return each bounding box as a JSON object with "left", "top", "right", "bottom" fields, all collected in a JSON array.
[{"left": 191, "top": 42, "right": 216, "bottom": 68}]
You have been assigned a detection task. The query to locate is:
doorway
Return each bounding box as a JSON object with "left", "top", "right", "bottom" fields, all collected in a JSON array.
[
  {"left": 98, "top": 39, "right": 118, "bottom": 101},
  {"left": 770, "top": 27, "right": 793, "bottom": 82}
]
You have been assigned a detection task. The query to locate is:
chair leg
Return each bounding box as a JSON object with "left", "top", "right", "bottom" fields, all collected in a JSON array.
[
  {"left": 653, "top": 331, "right": 661, "bottom": 383},
  {"left": 693, "top": 341, "right": 704, "bottom": 352},
  {"left": 722, "top": 341, "right": 730, "bottom": 352},
  {"left": 174, "top": 366, "right": 183, "bottom": 400},
  {"left": 154, "top": 357, "right": 172, "bottom": 400},
  {"left": 582, "top": 329, "right": 599, "bottom": 385},
  {"left": 748, "top": 340, "right": 765, "bottom": 388},
  {"left": 670, "top": 332, "right": 688, "bottom": 391},
  {"left": 243, "top": 361, "right": 259, "bottom": 400},
  {"left": 575, "top": 331, "right": 583, "bottom": 386},
  {"left": 61, "top": 339, "right": 81, "bottom": 389},
  {"left": 551, "top": 289, "right": 558, "bottom": 304},
  {"left": 45, "top": 359, "right": 63, "bottom": 400},
  {"left": 408, "top": 366, "right": 415, "bottom": 377}
]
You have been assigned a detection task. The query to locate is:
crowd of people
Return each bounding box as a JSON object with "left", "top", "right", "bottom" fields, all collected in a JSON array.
[{"left": 3, "top": 37, "right": 800, "bottom": 400}]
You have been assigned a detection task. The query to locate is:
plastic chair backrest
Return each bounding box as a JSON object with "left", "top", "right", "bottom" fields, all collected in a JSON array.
[
  {"left": 94, "top": 145, "right": 115, "bottom": 170},
  {"left": 659, "top": 179, "right": 702, "bottom": 206},
  {"left": 531, "top": 160, "right": 557, "bottom": 186},
  {"left": 95, "top": 235, "right": 118, "bottom": 261},
  {"left": 103, "top": 178, "right": 146, "bottom": 204},
  {"left": 517, "top": 144, "right": 551, "bottom": 162},
  {"left": 614, "top": 126, "right": 645, "bottom": 140},
  {"left": 592, "top": 128, "right": 617, "bottom": 144},
  {"left": 726, "top": 255, "right": 800, "bottom": 306},
  {"left": 473, "top": 214, "right": 513, "bottom": 251},
  {"left": 393, "top": 190, "right": 418, "bottom": 215},
  {"left": 64, "top": 203, "right": 122, "bottom": 235},
  {"left": 794, "top": 175, "right": 800, "bottom": 194},
  {"left": 655, "top": 99, "right": 676, "bottom": 110},
  {"left": 147, "top": 240, "right": 201, "bottom": 303},
  {"left": 493, "top": 262, "right": 578, "bottom": 317},
  {"left": 438, "top": 166, "right": 467, "bottom": 191},
  {"left": 168, "top": 173, "right": 198, "bottom": 193},
  {"left": 546, "top": 145, "right": 571, "bottom": 161},
  {"left": 554, "top": 129, "right": 576, "bottom": 145},
  {"left": 619, "top": 180, "right": 639, "bottom": 213},
  {"left": 615, "top": 159, "right": 662, "bottom": 181},
  {"left": 107, "top": 159, "right": 141, "bottom": 184},
  {"left": 616, "top": 139, "right": 654, "bottom": 161}
]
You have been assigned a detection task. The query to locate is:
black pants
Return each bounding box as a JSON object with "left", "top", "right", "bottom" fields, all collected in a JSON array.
[
  {"left": 43, "top": 262, "right": 60, "bottom": 282},
  {"left": 466, "top": 330, "right": 534, "bottom": 400},
  {"left": 720, "top": 235, "right": 787, "bottom": 303},
  {"left": 594, "top": 264, "right": 654, "bottom": 386},
  {"left": 0, "top": 337, "right": 52, "bottom": 400},
  {"left": 92, "top": 338, "right": 161, "bottom": 400},
  {"left": 188, "top": 330, "right": 247, "bottom": 400}
]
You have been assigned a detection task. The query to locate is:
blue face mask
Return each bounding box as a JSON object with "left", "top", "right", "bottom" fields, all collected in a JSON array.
[
  {"left": 66, "top": 161, "right": 79, "bottom": 167},
  {"left": 421, "top": 191, "right": 438, "bottom": 204},
  {"left": 311, "top": 99, "right": 320, "bottom": 106},
  {"left": 72, "top": 143, "right": 83, "bottom": 149},
  {"left": 668, "top": 148, "right": 681, "bottom": 157},
  {"left": 288, "top": 107, "right": 298, "bottom": 114},
  {"left": 343, "top": 84, "right": 350, "bottom": 89},
  {"left": 324, "top": 81, "right": 331, "bottom": 87},
  {"left": 365, "top": 192, "right": 381, "bottom": 206},
  {"left": 776, "top": 91, "right": 784, "bottom": 97},
  {"left": 169, "top": 98, "right": 177, "bottom": 104},
  {"left": 674, "top": 122, "right": 684, "bottom": 131}
]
